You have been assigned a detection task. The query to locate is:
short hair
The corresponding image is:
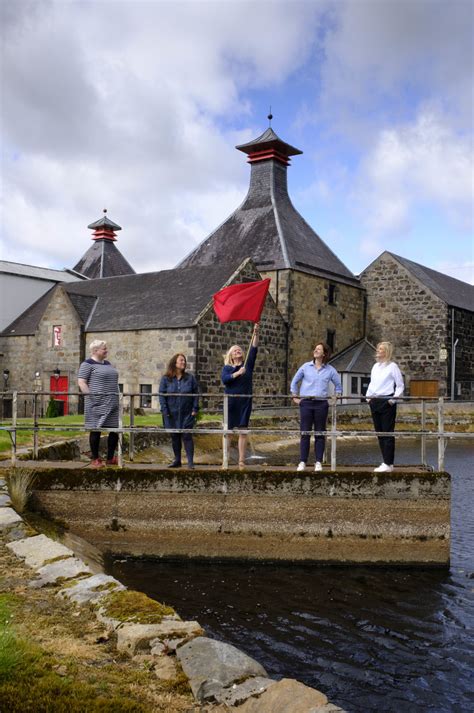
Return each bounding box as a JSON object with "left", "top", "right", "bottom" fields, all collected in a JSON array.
[
  {"left": 89, "top": 339, "right": 107, "bottom": 353},
  {"left": 165, "top": 353, "right": 187, "bottom": 379},
  {"left": 224, "top": 345, "right": 242, "bottom": 366},
  {"left": 313, "top": 342, "right": 332, "bottom": 364},
  {"left": 377, "top": 341, "right": 394, "bottom": 361}
]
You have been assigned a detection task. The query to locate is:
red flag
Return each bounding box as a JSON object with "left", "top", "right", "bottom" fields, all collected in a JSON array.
[{"left": 213, "top": 279, "right": 271, "bottom": 323}]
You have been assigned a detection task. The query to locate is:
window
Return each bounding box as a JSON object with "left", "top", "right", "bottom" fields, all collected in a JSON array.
[
  {"left": 328, "top": 283, "right": 337, "bottom": 305},
  {"left": 351, "top": 376, "right": 359, "bottom": 394},
  {"left": 326, "top": 329, "right": 335, "bottom": 352},
  {"left": 118, "top": 383, "right": 124, "bottom": 393},
  {"left": 52, "top": 325, "right": 62, "bottom": 347},
  {"left": 140, "top": 384, "right": 152, "bottom": 408}
]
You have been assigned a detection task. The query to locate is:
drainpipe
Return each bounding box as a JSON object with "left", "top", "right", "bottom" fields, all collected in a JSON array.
[{"left": 451, "top": 337, "right": 459, "bottom": 401}]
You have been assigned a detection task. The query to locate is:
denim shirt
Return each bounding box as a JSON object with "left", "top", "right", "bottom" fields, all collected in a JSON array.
[{"left": 290, "top": 362, "right": 342, "bottom": 398}]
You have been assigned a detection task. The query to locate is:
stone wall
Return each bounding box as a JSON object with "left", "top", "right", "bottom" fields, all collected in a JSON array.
[
  {"left": 361, "top": 254, "right": 449, "bottom": 394},
  {"left": 197, "top": 262, "right": 287, "bottom": 406},
  {"left": 286, "top": 271, "right": 365, "bottom": 379}
]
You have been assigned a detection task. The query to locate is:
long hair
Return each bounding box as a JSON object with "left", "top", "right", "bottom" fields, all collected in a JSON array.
[
  {"left": 376, "top": 341, "right": 394, "bottom": 361},
  {"left": 313, "top": 342, "right": 332, "bottom": 365},
  {"left": 165, "top": 353, "right": 187, "bottom": 379},
  {"left": 224, "top": 345, "right": 242, "bottom": 366}
]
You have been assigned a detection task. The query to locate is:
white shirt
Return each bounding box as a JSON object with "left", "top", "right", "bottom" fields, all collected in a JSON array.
[{"left": 366, "top": 361, "right": 404, "bottom": 399}]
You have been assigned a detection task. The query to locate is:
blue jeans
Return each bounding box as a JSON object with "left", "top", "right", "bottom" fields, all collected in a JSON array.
[{"left": 299, "top": 399, "right": 329, "bottom": 463}]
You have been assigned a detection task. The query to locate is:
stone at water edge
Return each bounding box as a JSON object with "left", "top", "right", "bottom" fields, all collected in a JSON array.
[
  {"left": 57, "top": 573, "right": 124, "bottom": 605},
  {"left": 0, "top": 508, "right": 23, "bottom": 529},
  {"left": 117, "top": 620, "right": 204, "bottom": 656},
  {"left": 237, "top": 677, "right": 331, "bottom": 712},
  {"left": 7, "top": 534, "right": 74, "bottom": 569},
  {"left": 30, "top": 557, "right": 91, "bottom": 588}
]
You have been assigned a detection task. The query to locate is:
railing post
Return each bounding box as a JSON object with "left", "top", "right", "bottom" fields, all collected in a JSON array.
[
  {"left": 12, "top": 391, "right": 17, "bottom": 467},
  {"left": 330, "top": 397, "right": 337, "bottom": 472},
  {"left": 420, "top": 399, "right": 427, "bottom": 467},
  {"left": 222, "top": 393, "right": 229, "bottom": 469},
  {"left": 129, "top": 394, "right": 135, "bottom": 462},
  {"left": 118, "top": 392, "right": 123, "bottom": 468},
  {"left": 33, "top": 392, "right": 39, "bottom": 460},
  {"left": 437, "top": 396, "right": 445, "bottom": 472}
]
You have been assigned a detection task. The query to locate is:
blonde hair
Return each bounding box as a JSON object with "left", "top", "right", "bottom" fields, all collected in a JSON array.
[
  {"left": 89, "top": 339, "right": 107, "bottom": 354},
  {"left": 224, "top": 345, "right": 242, "bottom": 366},
  {"left": 377, "top": 341, "right": 393, "bottom": 361}
]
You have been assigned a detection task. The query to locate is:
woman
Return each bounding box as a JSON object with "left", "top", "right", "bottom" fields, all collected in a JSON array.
[
  {"left": 78, "top": 340, "right": 120, "bottom": 468},
  {"left": 221, "top": 324, "right": 259, "bottom": 467},
  {"left": 290, "top": 342, "right": 342, "bottom": 472},
  {"left": 159, "top": 354, "right": 199, "bottom": 469},
  {"left": 366, "top": 341, "right": 404, "bottom": 473}
]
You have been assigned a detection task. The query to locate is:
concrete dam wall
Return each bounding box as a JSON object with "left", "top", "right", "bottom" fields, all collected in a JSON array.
[{"left": 30, "top": 467, "right": 450, "bottom": 566}]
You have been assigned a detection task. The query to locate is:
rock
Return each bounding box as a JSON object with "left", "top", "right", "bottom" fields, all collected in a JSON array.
[
  {"left": 150, "top": 639, "right": 166, "bottom": 655},
  {"left": 4, "top": 524, "right": 31, "bottom": 541},
  {"left": 0, "top": 507, "right": 23, "bottom": 530},
  {"left": 0, "top": 494, "right": 12, "bottom": 507},
  {"left": 57, "top": 574, "right": 124, "bottom": 605},
  {"left": 176, "top": 636, "right": 268, "bottom": 702},
  {"left": 237, "top": 677, "right": 329, "bottom": 712},
  {"left": 216, "top": 676, "right": 275, "bottom": 706},
  {"left": 7, "top": 534, "right": 74, "bottom": 569},
  {"left": 0, "top": 478, "right": 7, "bottom": 491},
  {"left": 153, "top": 656, "right": 178, "bottom": 680},
  {"left": 30, "top": 557, "right": 91, "bottom": 588},
  {"left": 117, "top": 620, "right": 203, "bottom": 656}
]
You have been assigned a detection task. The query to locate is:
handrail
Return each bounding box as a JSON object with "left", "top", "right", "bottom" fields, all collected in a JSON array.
[{"left": 0, "top": 390, "right": 472, "bottom": 471}]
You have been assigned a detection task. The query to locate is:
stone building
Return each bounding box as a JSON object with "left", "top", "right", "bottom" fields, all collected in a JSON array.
[
  {"left": 179, "top": 127, "right": 365, "bottom": 380},
  {"left": 0, "top": 258, "right": 287, "bottom": 416},
  {"left": 360, "top": 251, "right": 474, "bottom": 398}
]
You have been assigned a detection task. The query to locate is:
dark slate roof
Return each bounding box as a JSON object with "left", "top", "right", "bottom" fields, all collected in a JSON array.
[
  {"left": 179, "top": 153, "right": 359, "bottom": 287},
  {"left": 363, "top": 252, "right": 473, "bottom": 312},
  {"left": 73, "top": 240, "right": 135, "bottom": 279},
  {"left": 87, "top": 215, "right": 122, "bottom": 231},
  {"left": 329, "top": 338, "right": 376, "bottom": 373},
  {"left": 236, "top": 128, "right": 302, "bottom": 157},
  {"left": 2, "top": 261, "right": 249, "bottom": 336}
]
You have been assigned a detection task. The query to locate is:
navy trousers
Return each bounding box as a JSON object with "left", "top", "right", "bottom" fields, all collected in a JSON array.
[
  {"left": 171, "top": 433, "right": 194, "bottom": 466},
  {"left": 369, "top": 399, "right": 397, "bottom": 465},
  {"left": 299, "top": 399, "right": 329, "bottom": 463}
]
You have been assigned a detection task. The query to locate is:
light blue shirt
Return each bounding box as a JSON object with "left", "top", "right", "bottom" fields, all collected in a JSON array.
[{"left": 290, "top": 361, "right": 342, "bottom": 398}]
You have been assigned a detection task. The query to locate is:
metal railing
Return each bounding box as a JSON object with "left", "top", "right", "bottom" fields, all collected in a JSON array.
[{"left": 0, "top": 390, "right": 472, "bottom": 471}]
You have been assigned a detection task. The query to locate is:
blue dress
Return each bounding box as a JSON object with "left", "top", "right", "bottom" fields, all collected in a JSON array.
[{"left": 221, "top": 346, "right": 258, "bottom": 429}]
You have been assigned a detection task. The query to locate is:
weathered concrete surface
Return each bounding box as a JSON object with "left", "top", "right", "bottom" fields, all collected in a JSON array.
[
  {"left": 0, "top": 507, "right": 23, "bottom": 529},
  {"left": 116, "top": 620, "right": 204, "bottom": 655},
  {"left": 57, "top": 573, "right": 124, "bottom": 604},
  {"left": 176, "top": 637, "right": 269, "bottom": 702},
  {"left": 30, "top": 557, "right": 91, "bottom": 588},
  {"left": 30, "top": 467, "right": 450, "bottom": 565},
  {"left": 6, "top": 533, "right": 74, "bottom": 568}
]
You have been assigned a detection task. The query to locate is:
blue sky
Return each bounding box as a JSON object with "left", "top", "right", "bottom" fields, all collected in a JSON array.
[{"left": 1, "top": 0, "right": 472, "bottom": 283}]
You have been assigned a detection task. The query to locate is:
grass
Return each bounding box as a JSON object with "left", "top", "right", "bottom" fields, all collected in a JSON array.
[
  {"left": 0, "top": 544, "right": 195, "bottom": 712},
  {"left": 6, "top": 468, "right": 37, "bottom": 513}
]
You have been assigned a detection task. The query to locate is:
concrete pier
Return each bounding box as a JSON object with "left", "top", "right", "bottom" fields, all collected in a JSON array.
[{"left": 29, "top": 465, "right": 450, "bottom": 566}]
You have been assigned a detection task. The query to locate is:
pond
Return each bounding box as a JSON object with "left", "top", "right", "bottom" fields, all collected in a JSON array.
[{"left": 105, "top": 440, "right": 474, "bottom": 712}]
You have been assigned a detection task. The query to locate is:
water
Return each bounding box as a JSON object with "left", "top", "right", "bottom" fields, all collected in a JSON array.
[{"left": 105, "top": 440, "right": 474, "bottom": 712}]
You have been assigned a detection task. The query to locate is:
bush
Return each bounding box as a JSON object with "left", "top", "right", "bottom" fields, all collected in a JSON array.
[
  {"left": 45, "top": 398, "right": 60, "bottom": 418},
  {"left": 6, "top": 468, "right": 37, "bottom": 514}
]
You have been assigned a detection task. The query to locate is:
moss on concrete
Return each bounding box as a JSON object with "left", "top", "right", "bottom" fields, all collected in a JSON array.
[{"left": 100, "top": 590, "right": 176, "bottom": 624}]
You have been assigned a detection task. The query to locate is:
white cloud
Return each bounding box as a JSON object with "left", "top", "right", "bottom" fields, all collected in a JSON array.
[{"left": 353, "top": 109, "right": 473, "bottom": 258}]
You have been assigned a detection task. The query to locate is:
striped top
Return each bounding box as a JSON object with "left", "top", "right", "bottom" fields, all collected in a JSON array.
[{"left": 78, "top": 358, "right": 119, "bottom": 429}]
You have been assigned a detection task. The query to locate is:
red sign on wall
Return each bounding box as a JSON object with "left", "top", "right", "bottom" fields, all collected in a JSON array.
[{"left": 53, "top": 325, "right": 62, "bottom": 347}]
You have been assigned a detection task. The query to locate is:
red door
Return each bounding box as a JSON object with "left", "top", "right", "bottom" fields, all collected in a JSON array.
[{"left": 50, "top": 376, "right": 69, "bottom": 415}]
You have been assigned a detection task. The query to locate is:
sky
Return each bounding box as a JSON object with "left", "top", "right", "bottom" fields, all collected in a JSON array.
[{"left": 1, "top": 0, "right": 473, "bottom": 284}]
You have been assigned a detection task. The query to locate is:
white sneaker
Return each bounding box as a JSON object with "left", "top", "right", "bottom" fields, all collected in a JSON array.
[
  {"left": 296, "top": 461, "right": 306, "bottom": 472},
  {"left": 314, "top": 462, "right": 323, "bottom": 472},
  {"left": 373, "top": 463, "right": 393, "bottom": 473}
]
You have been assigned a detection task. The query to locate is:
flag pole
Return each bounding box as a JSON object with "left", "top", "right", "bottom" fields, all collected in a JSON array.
[{"left": 244, "top": 322, "right": 258, "bottom": 368}]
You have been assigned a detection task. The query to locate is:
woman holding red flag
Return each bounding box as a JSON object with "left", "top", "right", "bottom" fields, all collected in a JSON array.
[{"left": 221, "top": 324, "right": 259, "bottom": 467}]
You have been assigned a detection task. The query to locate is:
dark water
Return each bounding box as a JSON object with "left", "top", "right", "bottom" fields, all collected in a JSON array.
[{"left": 105, "top": 440, "right": 474, "bottom": 712}]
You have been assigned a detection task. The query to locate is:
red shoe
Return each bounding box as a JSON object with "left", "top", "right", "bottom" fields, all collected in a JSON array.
[
  {"left": 89, "top": 458, "right": 104, "bottom": 468},
  {"left": 106, "top": 457, "right": 118, "bottom": 466}
]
